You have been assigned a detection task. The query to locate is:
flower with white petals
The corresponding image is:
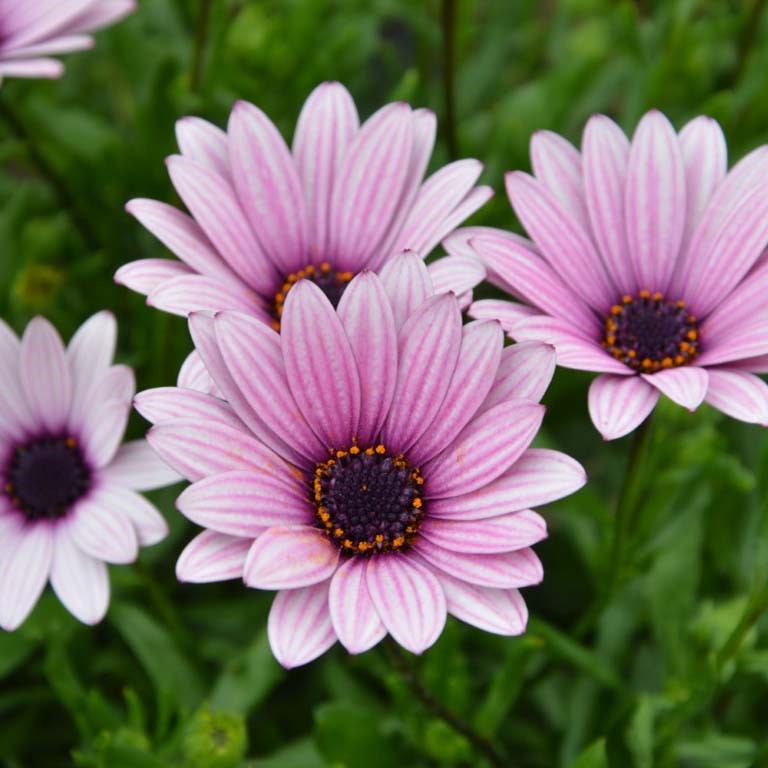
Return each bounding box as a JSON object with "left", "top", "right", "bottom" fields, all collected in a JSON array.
[{"left": 0, "top": 312, "right": 178, "bottom": 630}]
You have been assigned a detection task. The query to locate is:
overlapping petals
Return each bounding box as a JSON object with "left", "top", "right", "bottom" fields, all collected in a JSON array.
[
  {"left": 453, "top": 111, "right": 768, "bottom": 438},
  {"left": 0, "top": 313, "right": 179, "bottom": 630},
  {"left": 141, "top": 254, "right": 586, "bottom": 667},
  {"left": 117, "top": 81, "right": 492, "bottom": 322},
  {"left": 0, "top": 0, "right": 134, "bottom": 82}
]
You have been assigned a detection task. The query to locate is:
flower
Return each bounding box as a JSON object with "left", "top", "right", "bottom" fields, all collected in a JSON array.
[
  {"left": 116, "top": 81, "right": 490, "bottom": 334},
  {"left": 136, "top": 253, "right": 586, "bottom": 667},
  {"left": 0, "top": 313, "right": 179, "bottom": 630},
  {"left": 0, "top": 1, "right": 134, "bottom": 82},
  {"left": 451, "top": 111, "right": 768, "bottom": 439}
]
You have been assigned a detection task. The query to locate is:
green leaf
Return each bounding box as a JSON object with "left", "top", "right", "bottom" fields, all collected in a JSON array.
[{"left": 570, "top": 738, "right": 609, "bottom": 768}]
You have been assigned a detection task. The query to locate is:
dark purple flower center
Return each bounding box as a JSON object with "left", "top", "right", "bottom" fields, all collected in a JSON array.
[
  {"left": 312, "top": 444, "right": 424, "bottom": 555},
  {"left": 272, "top": 263, "right": 354, "bottom": 330},
  {"left": 602, "top": 291, "right": 700, "bottom": 373},
  {"left": 4, "top": 436, "right": 91, "bottom": 521}
]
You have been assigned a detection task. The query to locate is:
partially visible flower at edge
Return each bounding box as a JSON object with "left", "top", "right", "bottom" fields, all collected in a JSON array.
[
  {"left": 0, "top": 312, "right": 179, "bottom": 630},
  {"left": 448, "top": 110, "right": 768, "bottom": 439},
  {"left": 0, "top": 1, "right": 135, "bottom": 83},
  {"left": 135, "top": 252, "right": 587, "bottom": 668}
]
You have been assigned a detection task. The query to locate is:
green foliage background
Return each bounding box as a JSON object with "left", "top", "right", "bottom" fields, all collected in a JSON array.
[{"left": 2, "top": 1, "right": 768, "bottom": 766}]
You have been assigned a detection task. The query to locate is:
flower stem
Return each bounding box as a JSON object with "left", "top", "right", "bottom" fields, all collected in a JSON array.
[
  {"left": 382, "top": 639, "right": 509, "bottom": 767},
  {"left": 190, "top": 0, "right": 213, "bottom": 94},
  {"left": 0, "top": 96, "right": 101, "bottom": 253},
  {"left": 607, "top": 414, "right": 655, "bottom": 595},
  {"left": 715, "top": 579, "right": 768, "bottom": 672},
  {"left": 440, "top": 0, "right": 459, "bottom": 160}
]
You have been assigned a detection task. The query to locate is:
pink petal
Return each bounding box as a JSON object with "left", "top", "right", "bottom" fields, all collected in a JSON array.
[
  {"left": 704, "top": 369, "right": 768, "bottom": 424},
  {"left": 382, "top": 293, "right": 462, "bottom": 453},
  {"left": 292, "top": 81, "right": 359, "bottom": 259},
  {"left": 368, "top": 108, "right": 437, "bottom": 270},
  {"left": 426, "top": 254, "right": 485, "bottom": 297},
  {"left": 81, "top": 399, "right": 130, "bottom": 469},
  {"left": 4, "top": 34, "right": 93, "bottom": 58},
  {"left": 0, "top": 320, "right": 30, "bottom": 440},
  {"left": 147, "top": 274, "right": 269, "bottom": 319},
  {"left": 20, "top": 317, "right": 71, "bottom": 432},
  {"left": 281, "top": 281, "right": 361, "bottom": 449},
  {"left": 409, "top": 320, "right": 503, "bottom": 465},
  {"left": 336, "top": 271, "right": 399, "bottom": 445},
  {"left": 424, "top": 398, "right": 545, "bottom": 498},
  {"left": 0, "top": 522, "right": 53, "bottom": 630},
  {"left": 328, "top": 103, "right": 414, "bottom": 271},
  {"left": 267, "top": 582, "right": 337, "bottom": 668},
  {"left": 478, "top": 341, "right": 556, "bottom": 410},
  {"left": 166, "top": 155, "right": 277, "bottom": 294},
  {"left": 229, "top": 100, "right": 308, "bottom": 275},
  {"left": 125, "top": 199, "right": 239, "bottom": 283},
  {"left": 470, "top": 232, "right": 599, "bottom": 332},
  {"left": 50, "top": 526, "right": 109, "bottom": 625},
  {"left": 421, "top": 509, "right": 547, "bottom": 554},
  {"left": 147, "top": 418, "right": 299, "bottom": 483},
  {"left": 510, "top": 315, "right": 632, "bottom": 374},
  {"left": 438, "top": 572, "right": 528, "bottom": 635},
  {"left": 244, "top": 526, "right": 339, "bottom": 590},
  {"left": 175, "top": 116, "right": 230, "bottom": 180},
  {"left": 69, "top": 489, "right": 138, "bottom": 564},
  {"left": 176, "top": 530, "right": 251, "bottom": 583},
  {"left": 133, "top": 387, "right": 244, "bottom": 430},
  {"left": 415, "top": 543, "right": 543, "bottom": 589},
  {"left": 642, "top": 366, "right": 708, "bottom": 411},
  {"left": 624, "top": 110, "right": 686, "bottom": 293},
  {"left": 378, "top": 250, "right": 435, "bottom": 330},
  {"left": 505, "top": 171, "right": 614, "bottom": 310},
  {"left": 101, "top": 439, "right": 180, "bottom": 492},
  {"left": 214, "top": 311, "right": 325, "bottom": 459},
  {"left": 90, "top": 483, "right": 169, "bottom": 546},
  {"left": 530, "top": 130, "right": 588, "bottom": 228},
  {"left": 468, "top": 299, "right": 540, "bottom": 333},
  {"left": 177, "top": 470, "right": 310, "bottom": 538},
  {"left": 0, "top": 58, "right": 64, "bottom": 79},
  {"left": 365, "top": 555, "right": 446, "bottom": 655},
  {"left": 588, "top": 374, "right": 659, "bottom": 440},
  {"left": 679, "top": 116, "right": 727, "bottom": 246},
  {"left": 177, "top": 350, "right": 215, "bottom": 393},
  {"left": 114, "top": 258, "right": 192, "bottom": 297},
  {"left": 188, "top": 313, "right": 305, "bottom": 465},
  {"left": 328, "top": 558, "right": 386, "bottom": 654},
  {"left": 396, "top": 159, "right": 484, "bottom": 251},
  {"left": 429, "top": 448, "right": 587, "bottom": 521},
  {"left": 582, "top": 114, "right": 632, "bottom": 293}
]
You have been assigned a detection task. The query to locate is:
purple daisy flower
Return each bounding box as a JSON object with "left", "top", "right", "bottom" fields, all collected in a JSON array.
[
  {"left": 0, "top": 313, "right": 178, "bottom": 630},
  {"left": 0, "top": 1, "right": 134, "bottom": 82},
  {"left": 116, "top": 82, "right": 490, "bottom": 334},
  {"left": 449, "top": 111, "right": 768, "bottom": 439},
  {"left": 136, "top": 253, "right": 586, "bottom": 668}
]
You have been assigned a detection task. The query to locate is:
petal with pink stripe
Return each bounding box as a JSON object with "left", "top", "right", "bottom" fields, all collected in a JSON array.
[
  {"left": 176, "top": 530, "right": 252, "bottom": 583},
  {"left": 588, "top": 374, "right": 659, "bottom": 440}
]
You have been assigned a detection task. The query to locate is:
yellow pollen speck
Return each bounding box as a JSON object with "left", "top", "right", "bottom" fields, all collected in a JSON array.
[
  {"left": 320, "top": 262, "right": 331, "bottom": 272},
  {"left": 675, "top": 355, "right": 685, "bottom": 365},
  {"left": 641, "top": 358, "right": 652, "bottom": 369},
  {"left": 361, "top": 484, "right": 368, "bottom": 491},
  {"left": 65, "top": 437, "right": 77, "bottom": 448},
  {"left": 611, "top": 305, "right": 623, "bottom": 315},
  {"left": 375, "top": 534, "right": 384, "bottom": 543},
  {"left": 350, "top": 445, "right": 360, "bottom": 455},
  {"left": 687, "top": 330, "right": 698, "bottom": 341},
  {"left": 622, "top": 295, "right": 633, "bottom": 304},
  {"left": 336, "top": 450, "right": 347, "bottom": 458},
  {"left": 662, "top": 357, "right": 673, "bottom": 368},
  {"left": 334, "top": 527, "right": 344, "bottom": 537},
  {"left": 393, "top": 536, "right": 405, "bottom": 547},
  {"left": 652, "top": 291, "right": 663, "bottom": 301},
  {"left": 627, "top": 349, "right": 637, "bottom": 358},
  {"left": 375, "top": 444, "right": 386, "bottom": 454},
  {"left": 639, "top": 289, "right": 650, "bottom": 299},
  {"left": 412, "top": 498, "right": 422, "bottom": 509}
]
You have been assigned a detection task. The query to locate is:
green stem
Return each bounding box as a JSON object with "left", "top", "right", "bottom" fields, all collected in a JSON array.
[
  {"left": 190, "top": 0, "right": 213, "bottom": 94},
  {"left": 382, "top": 639, "right": 509, "bottom": 768},
  {"left": 440, "top": 0, "right": 459, "bottom": 160},
  {"left": 607, "top": 414, "right": 655, "bottom": 595},
  {"left": 715, "top": 580, "right": 768, "bottom": 673},
  {"left": 0, "top": 96, "right": 100, "bottom": 252}
]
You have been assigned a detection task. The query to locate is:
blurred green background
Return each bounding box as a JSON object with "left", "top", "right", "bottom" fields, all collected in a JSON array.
[{"left": 2, "top": 1, "right": 768, "bottom": 766}]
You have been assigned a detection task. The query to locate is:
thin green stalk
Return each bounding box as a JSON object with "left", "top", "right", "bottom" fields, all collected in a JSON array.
[
  {"left": 0, "top": 96, "right": 100, "bottom": 252},
  {"left": 715, "top": 580, "right": 768, "bottom": 673},
  {"left": 382, "top": 639, "right": 509, "bottom": 768},
  {"left": 440, "top": 0, "right": 459, "bottom": 160},
  {"left": 190, "top": 0, "right": 213, "bottom": 94}
]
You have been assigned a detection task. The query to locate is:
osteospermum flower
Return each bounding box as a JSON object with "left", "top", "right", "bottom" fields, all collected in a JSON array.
[
  {"left": 0, "top": 1, "right": 134, "bottom": 82},
  {"left": 0, "top": 313, "right": 178, "bottom": 630},
  {"left": 451, "top": 111, "right": 768, "bottom": 439},
  {"left": 135, "top": 253, "right": 586, "bottom": 667},
  {"left": 116, "top": 81, "right": 490, "bottom": 336}
]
